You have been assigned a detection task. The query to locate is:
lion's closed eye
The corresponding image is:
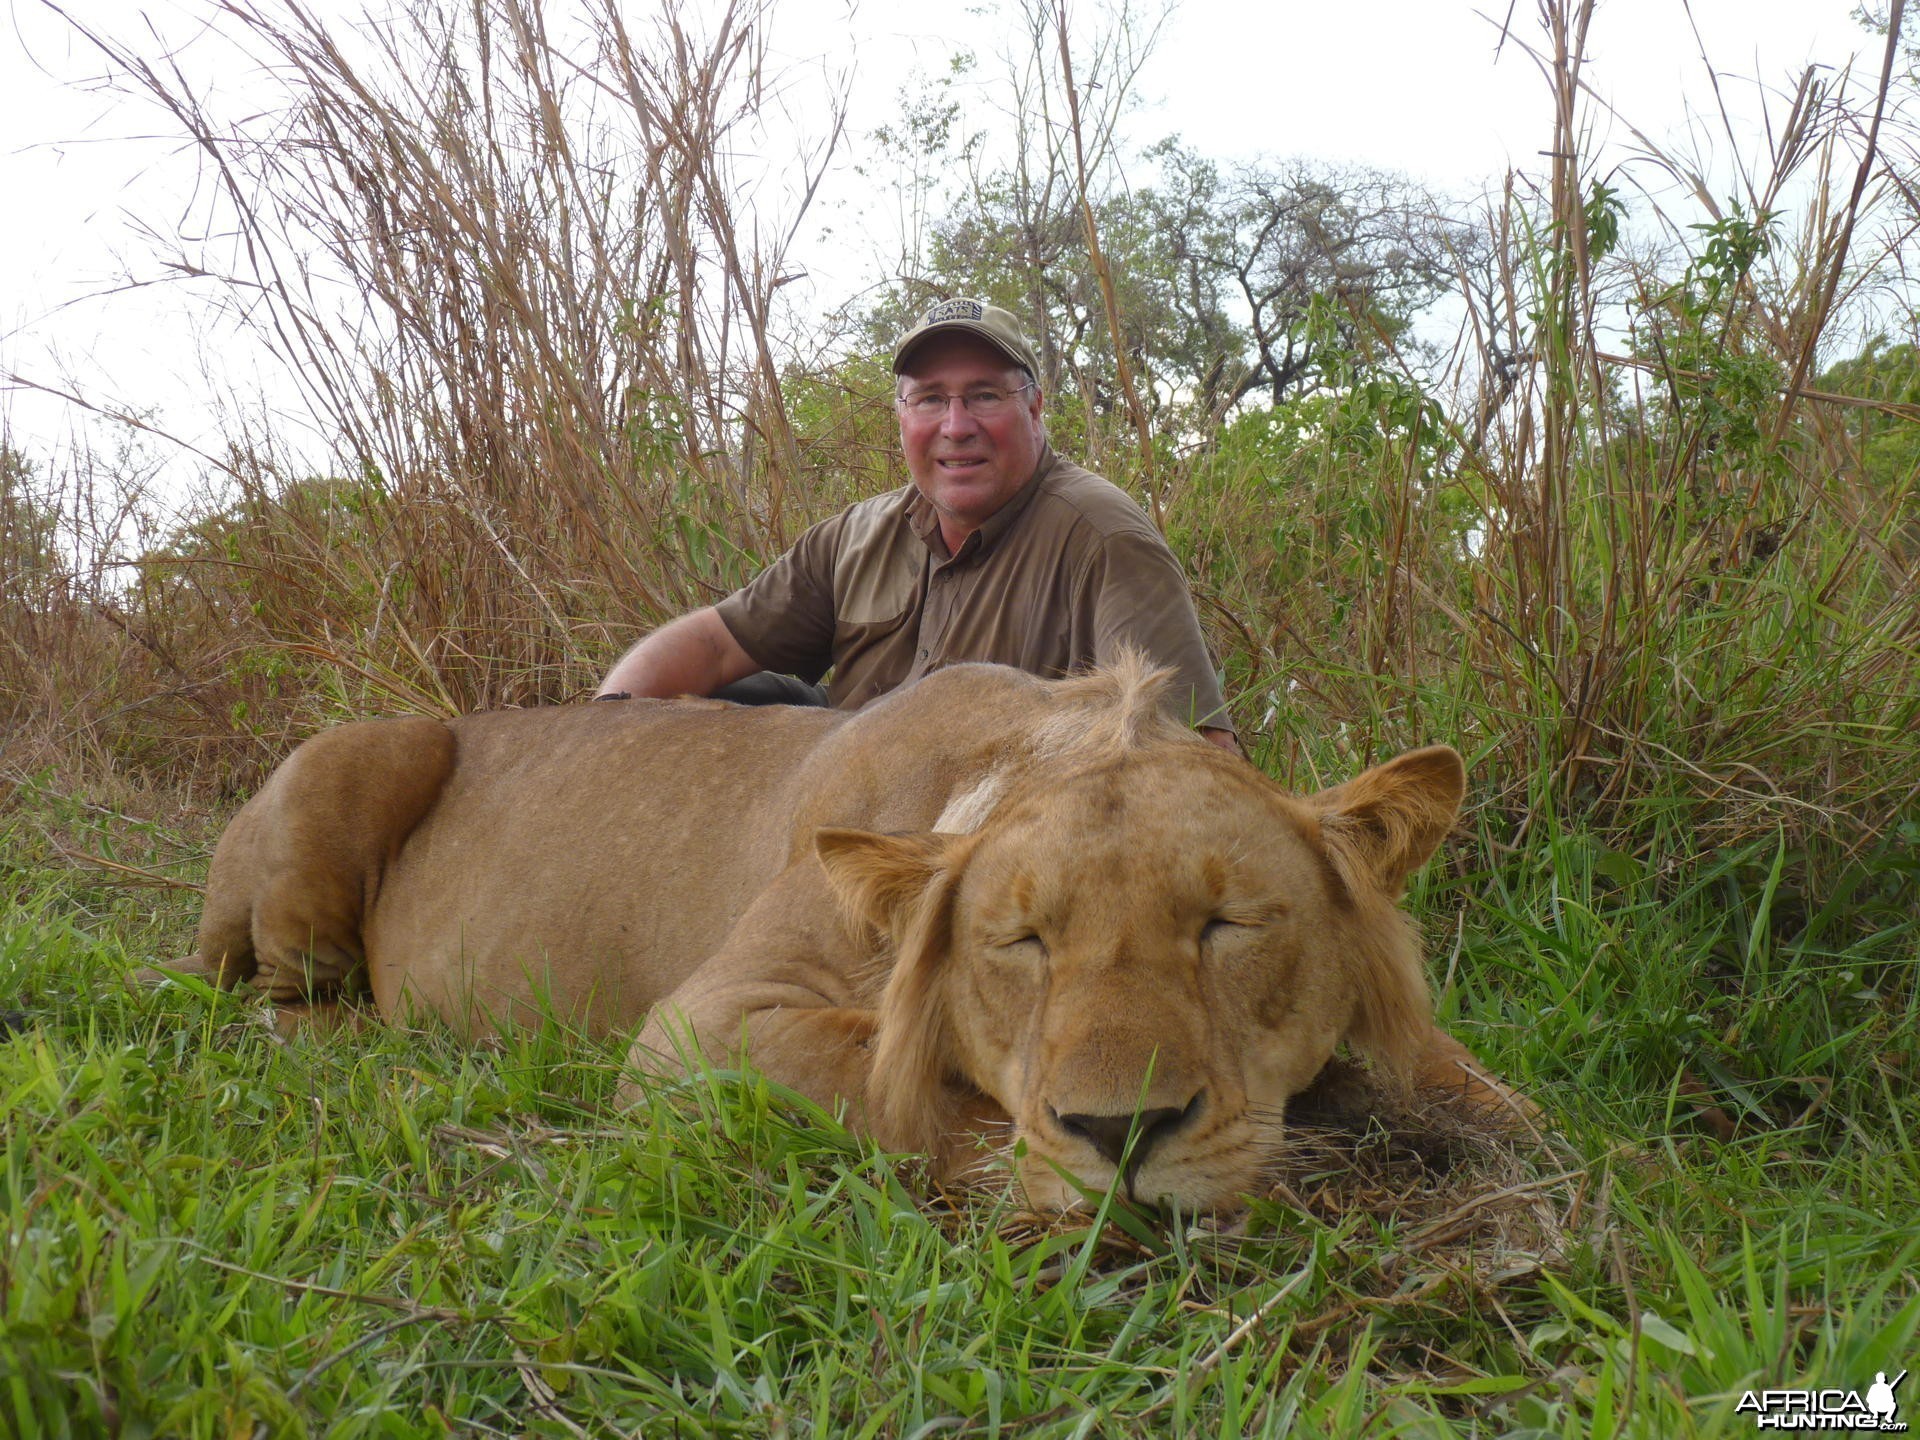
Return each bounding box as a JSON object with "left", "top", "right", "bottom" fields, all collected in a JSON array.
[
  {"left": 1200, "top": 919, "right": 1257, "bottom": 959},
  {"left": 988, "top": 932, "right": 1048, "bottom": 961},
  {"left": 1201, "top": 901, "right": 1288, "bottom": 950}
]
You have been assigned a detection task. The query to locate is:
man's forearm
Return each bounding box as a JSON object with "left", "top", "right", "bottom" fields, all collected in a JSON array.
[{"left": 597, "top": 607, "right": 758, "bottom": 698}]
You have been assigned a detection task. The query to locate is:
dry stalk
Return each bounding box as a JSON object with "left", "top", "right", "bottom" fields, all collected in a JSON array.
[{"left": 1051, "top": 0, "right": 1163, "bottom": 527}]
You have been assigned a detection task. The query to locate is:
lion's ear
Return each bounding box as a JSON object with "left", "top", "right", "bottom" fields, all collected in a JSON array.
[
  {"left": 815, "top": 827, "right": 962, "bottom": 938},
  {"left": 1308, "top": 745, "right": 1466, "bottom": 896},
  {"left": 814, "top": 826, "right": 973, "bottom": 1157}
]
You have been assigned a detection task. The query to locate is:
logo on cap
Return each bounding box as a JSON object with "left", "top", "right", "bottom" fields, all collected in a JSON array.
[{"left": 925, "top": 299, "right": 985, "bottom": 324}]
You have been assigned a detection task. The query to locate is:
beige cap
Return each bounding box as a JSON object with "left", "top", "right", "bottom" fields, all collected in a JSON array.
[{"left": 892, "top": 298, "right": 1040, "bottom": 380}]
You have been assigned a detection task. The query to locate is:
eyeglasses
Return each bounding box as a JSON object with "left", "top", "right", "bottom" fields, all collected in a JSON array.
[{"left": 897, "top": 382, "right": 1036, "bottom": 420}]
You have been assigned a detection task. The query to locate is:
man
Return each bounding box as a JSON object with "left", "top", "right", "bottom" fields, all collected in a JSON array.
[{"left": 597, "top": 298, "right": 1236, "bottom": 751}]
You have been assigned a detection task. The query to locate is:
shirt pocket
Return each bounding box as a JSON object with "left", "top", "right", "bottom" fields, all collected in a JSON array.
[{"left": 831, "top": 507, "right": 924, "bottom": 626}]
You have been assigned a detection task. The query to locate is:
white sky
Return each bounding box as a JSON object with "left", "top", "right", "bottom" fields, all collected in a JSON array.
[{"left": 0, "top": 0, "right": 1890, "bottom": 490}]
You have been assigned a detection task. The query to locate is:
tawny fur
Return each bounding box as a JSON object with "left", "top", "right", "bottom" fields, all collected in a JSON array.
[{"left": 185, "top": 660, "right": 1527, "bottom": 1210}]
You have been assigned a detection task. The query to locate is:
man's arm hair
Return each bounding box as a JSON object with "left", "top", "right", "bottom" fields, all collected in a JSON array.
[{"left": 597, "top": 607, "right": 760, "bottom": 699}]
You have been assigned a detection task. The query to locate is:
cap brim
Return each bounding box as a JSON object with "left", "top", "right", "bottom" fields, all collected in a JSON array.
[{"left": 892, "top": 322, "right": 1033, "bottom": 376}]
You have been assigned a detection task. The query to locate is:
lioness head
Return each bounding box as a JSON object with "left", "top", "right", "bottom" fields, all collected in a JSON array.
[{"left": 816, "top": 737, "right": 1464, "bottom": 1212}]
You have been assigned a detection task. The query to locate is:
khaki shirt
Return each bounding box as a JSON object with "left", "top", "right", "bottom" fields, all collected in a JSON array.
[{"left": 714, "top": 447, "right": 1232, "bottom": 732}]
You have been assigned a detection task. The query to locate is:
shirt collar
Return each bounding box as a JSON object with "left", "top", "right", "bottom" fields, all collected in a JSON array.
[{"left": 903, "top": 443, "right": 1056, "bottom": 564}]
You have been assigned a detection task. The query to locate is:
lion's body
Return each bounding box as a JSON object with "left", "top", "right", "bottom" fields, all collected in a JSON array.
[
  {"left": 199, "top": 666, "right": 1051, "bottom": 1030},
  {"left": 367, "top": 702, "right": 839, "bottom": 1032},
  {"left": 192, "top": 660, "right": 1522, "bottom": 1209}
]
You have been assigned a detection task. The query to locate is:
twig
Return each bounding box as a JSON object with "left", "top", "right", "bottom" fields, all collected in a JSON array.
[
  {"left": 1294, "top": 1265, "right": 1455, "bottom": 1338},
  {"left": 195, "top": 1254, "right": 471, "bottom": 1319},
  {"left": 1610, "top": 1222, "right": 1642, "bottom": 1440},
  {"left": 1137, "top": 1263, "right": 1312, "bottom": 1418},
  {"left": 51, "top": 843, "right": 206, "bottom": 894},
  {"left": 1051, "top": 1, "right": 1165, "bottom": 528},
  {"left": 1769, "top": 0, "right": 1907, "bottom": 442},
  {"left": 514, "top": 1350, "right": 595, "bottom": 1440},
  {"left": 1404, "top": 1169, "right": 1585, "bottom": 1253},
  {"left": 1593, "top": 350, "right": 1920, "bottom": 424},
  {"left": 285, "top": 1312, "right": 449, "bottom": 1402}
]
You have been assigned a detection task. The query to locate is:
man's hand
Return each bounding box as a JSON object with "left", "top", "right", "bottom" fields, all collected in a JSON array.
[{"left": 1200, "top": 726, "right": 1241, "bottom": 757}]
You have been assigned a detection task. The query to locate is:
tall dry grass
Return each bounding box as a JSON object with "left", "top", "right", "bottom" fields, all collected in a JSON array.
[
  {"left": 1450, "top": 0, "right": 1920, "bottom": 858},
  {"left": 3, "top": 0, "right": 1917, "bottom": 886},
  {"left": 1172, "top": 1, "right": 1920, "bottom": 875},
  {"left": 25, "top": 0, "right": 843, "bottom": 727}
]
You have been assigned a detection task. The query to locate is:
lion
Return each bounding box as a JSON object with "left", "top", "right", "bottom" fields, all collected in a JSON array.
[{"left": 185, "top": 657, "right": 1527, "bottom": 1211}]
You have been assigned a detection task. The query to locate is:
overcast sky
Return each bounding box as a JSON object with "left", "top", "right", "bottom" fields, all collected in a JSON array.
[{"left": 0, "top": 0, "right": 1890, "bottom": 490}]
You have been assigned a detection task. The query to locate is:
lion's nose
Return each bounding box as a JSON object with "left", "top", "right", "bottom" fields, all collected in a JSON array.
[{"left": 1052, "top": 1092, "right": 1204, "bottom": 1172}]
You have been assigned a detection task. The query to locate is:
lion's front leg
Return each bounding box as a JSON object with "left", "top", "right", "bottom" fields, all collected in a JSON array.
[
  {"left": 628, "top": 989, "right": 876, "bottom": 1106},
  {"left": 621, "top": 859, "right": 875, "bottom": 1104},
  {"left": 619, "top": 859, "right": 1007, "bottom": 1171},
  {"left": 1410, "top": 1024, "right": 1541, "bottom": 1132},
  {"left": 630, "top": 1000, "right": 1007, "bottom": 1177}
]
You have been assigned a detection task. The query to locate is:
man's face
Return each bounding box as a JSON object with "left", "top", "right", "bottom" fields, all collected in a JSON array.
[{"left": 896, "top": 332, "right": 1045, "bottom": 549}]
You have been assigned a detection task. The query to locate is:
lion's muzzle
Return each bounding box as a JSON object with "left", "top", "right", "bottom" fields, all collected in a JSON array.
[{"left": 1050, "top": 1090, "right": 1205, "bottom": 1186}]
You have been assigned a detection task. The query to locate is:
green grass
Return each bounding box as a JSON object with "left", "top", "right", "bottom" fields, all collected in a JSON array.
[
  {"left": 5, "top": 1, "right": 1917, "bottom": 1429},
  {"left": 3, "top": 793, "right": 1916, "bottom": 1439}
]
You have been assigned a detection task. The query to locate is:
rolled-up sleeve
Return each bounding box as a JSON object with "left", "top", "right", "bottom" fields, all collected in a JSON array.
[
  {"left": 1083, "top": 529, "right": 1234, "bottom": 734},
  {"left": 712, "top": 514, "right": 843, "bottom": 684}
]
